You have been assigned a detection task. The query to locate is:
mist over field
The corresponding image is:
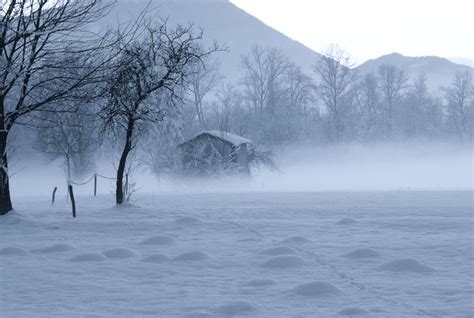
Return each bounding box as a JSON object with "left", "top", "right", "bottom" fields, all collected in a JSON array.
[{"left": 10, "top": 142, "right": 473, "bottom": 200}]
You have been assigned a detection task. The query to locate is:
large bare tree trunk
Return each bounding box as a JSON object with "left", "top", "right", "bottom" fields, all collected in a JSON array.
[
  {"left": 0, "top": 94, "right": 13, "bottom": 214},
  {"left": 0, "top": 129, "right": 12, "bottom": 215},
  {"left": 116, "top": 118, "right": 134, "bottom": 205}
]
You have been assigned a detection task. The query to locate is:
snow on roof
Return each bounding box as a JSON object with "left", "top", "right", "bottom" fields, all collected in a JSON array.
[
  {"left": 205, "top": 130, "right": 252, "bottom": 146},
  {"left": 181, "top": 130, "right": 252, "bottom": 147}
]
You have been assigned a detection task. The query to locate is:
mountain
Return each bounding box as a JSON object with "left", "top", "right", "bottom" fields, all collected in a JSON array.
[
  {"left": 101, "top": 1, "right": 472, "bottom": 91},
  {"left": 356, "top": 53, "right": 473, "bottom": 91},
  {"left": 103, "top": 0, "right": 322, "bottom": 82},
  {"left": 449, "top": 57, "right": 474, "bottom": 68}
]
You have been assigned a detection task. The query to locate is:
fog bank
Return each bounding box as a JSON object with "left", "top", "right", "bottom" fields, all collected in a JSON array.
[{"left": 10, "top": 142, "right": 473, "bottom": 200}]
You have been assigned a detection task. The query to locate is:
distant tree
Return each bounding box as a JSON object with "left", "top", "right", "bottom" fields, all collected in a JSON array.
[
  {"left": 142, "top": 90, "right": 185, "bottom": 178},
  {"left": 212, "top": 84, "right": 240, "bottom": 133},
  {"left": 0, "top": 0, "right": 114, "bottom": 215},
  {"left": 443, "top": 71, "right": 474, "bottom": 142},
  {"left": 401, "top": 72, "right": 431, "bottom": 138},
  {"left": 355, "top": 73, "right": 382, "bottom": 139},
  {"left": 240, "top": 46, "right": 316, "bottom": 147},
  {"left": 377, "top": 64, "right": 408, "bottom": 137},
  {"left": 285, "top": 63, "right": 316, "bottom": 122},
  {"left": 36, "top": 103, "right": 98, "bottom": 184},
  {"left": 241, "top": 46, "right": 290, "bottom": 117},
  {"left": 100, "top": 20, "right": 220, "bottom": 205},
  {"left": 313, "top": 45, "right": 357, "bottom": 141},
  {"left": 188, "top": 59, "right": 223, "bottom": 129}
]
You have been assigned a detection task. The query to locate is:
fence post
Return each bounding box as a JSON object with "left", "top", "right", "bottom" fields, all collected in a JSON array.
[
  {"left": 68, "top": 185, "right": 76, "bottom": 218},
  {"left": 94, "top": 174, "right": 97, "bottom": 197},
  {"left": 51, "top": 187, "right": 57, "bottom": 204}
]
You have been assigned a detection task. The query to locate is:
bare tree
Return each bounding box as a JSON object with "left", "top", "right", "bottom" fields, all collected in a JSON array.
[
  {"left": 356, "top": 73, "right": 381, "bottom": 139},
  {"left": 443, "top": 71, "right": 473, "bottom": 142},
  {"left": 402, "top": 72, "right": 429, "bottom": 137},
  {"left": 142, "top": 89, "right": 185, "bottom": 178},
  {"left": 241, "top": 46, "right": 290, "bottom": 117},
  {"left": 101, "top": 20, "right": 220, "bottom": 205},
  {"left": 313, "top": 45, "right": 357, "bottom": 141},
  {"left": 188, "top": 58, "right": 222, "bottom": 129},
  {"left": 285, "top": 63, "right": 315, "bottom": 121},
  {"left": 211, "top": 84, "right": 245, "bottom": 133},
  {"left": 0, "top": 0, "right": 114, "bottom": 215},
  {"left": 36, "top": 103, "right": 98, "bottom": 184},
  {"left": 377, "top": 64, "right": 408, "bottom": 137}
]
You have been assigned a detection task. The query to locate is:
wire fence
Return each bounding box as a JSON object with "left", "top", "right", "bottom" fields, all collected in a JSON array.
[
  {"left": 55, "top": 172, "right": 131, "bottom": 218},
  {"left": 70, "top": 173, "right": 116, "bottom": 186}
]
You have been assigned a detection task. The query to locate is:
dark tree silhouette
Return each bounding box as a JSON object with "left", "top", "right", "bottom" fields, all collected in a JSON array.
[
  {"left": 101, "top": 20, "right": 220, "bottom": 205},
  {"left": 0, "top": 0, "right": 114, "bottom": 215}
]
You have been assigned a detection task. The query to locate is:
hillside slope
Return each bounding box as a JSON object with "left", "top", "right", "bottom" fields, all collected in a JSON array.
[
  {"left": 104, "top": 0, "right": 322, "bottom": 82},
  {"left": 357, "top": 53, "right": 473, "bottom": 91}
]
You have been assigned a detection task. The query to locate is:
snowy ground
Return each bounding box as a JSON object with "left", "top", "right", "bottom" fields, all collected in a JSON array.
[{"left": 1, "top": 191, "right": 472, "bottom": 317}]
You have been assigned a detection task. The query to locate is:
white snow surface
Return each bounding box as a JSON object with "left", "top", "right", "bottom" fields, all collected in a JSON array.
[{"left": 1, "top": 191, "right": 473, "bottom": 317}]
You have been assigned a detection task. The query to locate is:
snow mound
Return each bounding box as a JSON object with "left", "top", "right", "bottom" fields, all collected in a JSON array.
[
  {"left": 175, "top": 217, "right": 201, "bottom": 225},
  {"left": 173, "top": 251, "right": 209, "bottom": 261},
  {"left": 259, "top": 246, "right": 297, "bottom": 256},
  {"left": 293, "top": 281, "right": 342, "bottom": 297},
  {"left": 370, "top": 308, "right": 386, "bottom": 313},
  {"left": 237, "top": 237, "right": 259, "bottom": 243},
  {"left": 338, "top": 307, "right": 370, "bottom": 316},
  {"left": 281, "top": 236, "right": 311, "bottom": 244},
  {"left": 102, "top": 248, "right": 137, "bottom": 259},
  {"left": 377, "top": 258, "right": 435, "bottom": 273},
  {"left": 0, "top": 247, "right": 29, "bottom": 256},
  {"left": 140, "top": 235, "right": 176, "bottom": 245},
  {"left": 70, "top": 253, "right": 108, "bottom": 262},
  {"left": 142, "top": 254, "right": 170, "bottom": 263},
  {"left": 185, "top": 312, "right": 211, "bottom": 318},
  {"left": 343, "top": 248, "right": 380, "bottom": 259},
  {"left": 242, "top": 278, "right": 276, "bottom": 287},
  {"left": 336, "top": 218, "right": 358, "bottom": 225},
  {"left": 260, "top": 255, "right": 304, "bottom": 269},
  {"left": 213, "top": 301, "right": 256, "bottom": 317},
  {"left": 32, "top": 244, "right": 74, "bottom": 254}
]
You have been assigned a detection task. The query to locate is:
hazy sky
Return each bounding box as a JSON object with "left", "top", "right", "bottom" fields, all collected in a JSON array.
[{"left": 230, "top": 0, "right": 473, "bottom": 64}]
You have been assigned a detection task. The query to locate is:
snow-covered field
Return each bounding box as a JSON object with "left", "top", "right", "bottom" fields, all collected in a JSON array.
[{"left": 1, "top": 191, "right": 472, "bottom": 317}]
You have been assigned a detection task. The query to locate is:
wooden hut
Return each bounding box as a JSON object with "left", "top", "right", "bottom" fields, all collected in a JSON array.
[{"left": 178, "top": 130, "right": 252, "bottom": 175}]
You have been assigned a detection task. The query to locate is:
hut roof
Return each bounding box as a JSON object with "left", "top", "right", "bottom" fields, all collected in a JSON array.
[{"left": 179, "top": 130, "right": 252, "bottom": 147}]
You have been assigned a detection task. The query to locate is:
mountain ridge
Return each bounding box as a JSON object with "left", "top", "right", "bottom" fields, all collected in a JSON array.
[
  {"left": 356, "top": 52, "right": 473, "bottom": 90},
  {"left": 104, "top": 0, "right": 472, "bottom": 90}
]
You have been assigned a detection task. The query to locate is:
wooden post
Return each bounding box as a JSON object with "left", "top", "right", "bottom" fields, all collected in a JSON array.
[
  {"left": 51, "top": 187, "right": 57, "bottom": 204},
  {"left": 94, "top": 174, "right": 97, "bottom": 197},
  {"left": 68, "top": 185, "right": 76, "bottom": 218}
]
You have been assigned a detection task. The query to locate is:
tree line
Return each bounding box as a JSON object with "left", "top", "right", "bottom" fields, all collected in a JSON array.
[{"left": 190, "top": 45, "right": 472, "bottom": 147}]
